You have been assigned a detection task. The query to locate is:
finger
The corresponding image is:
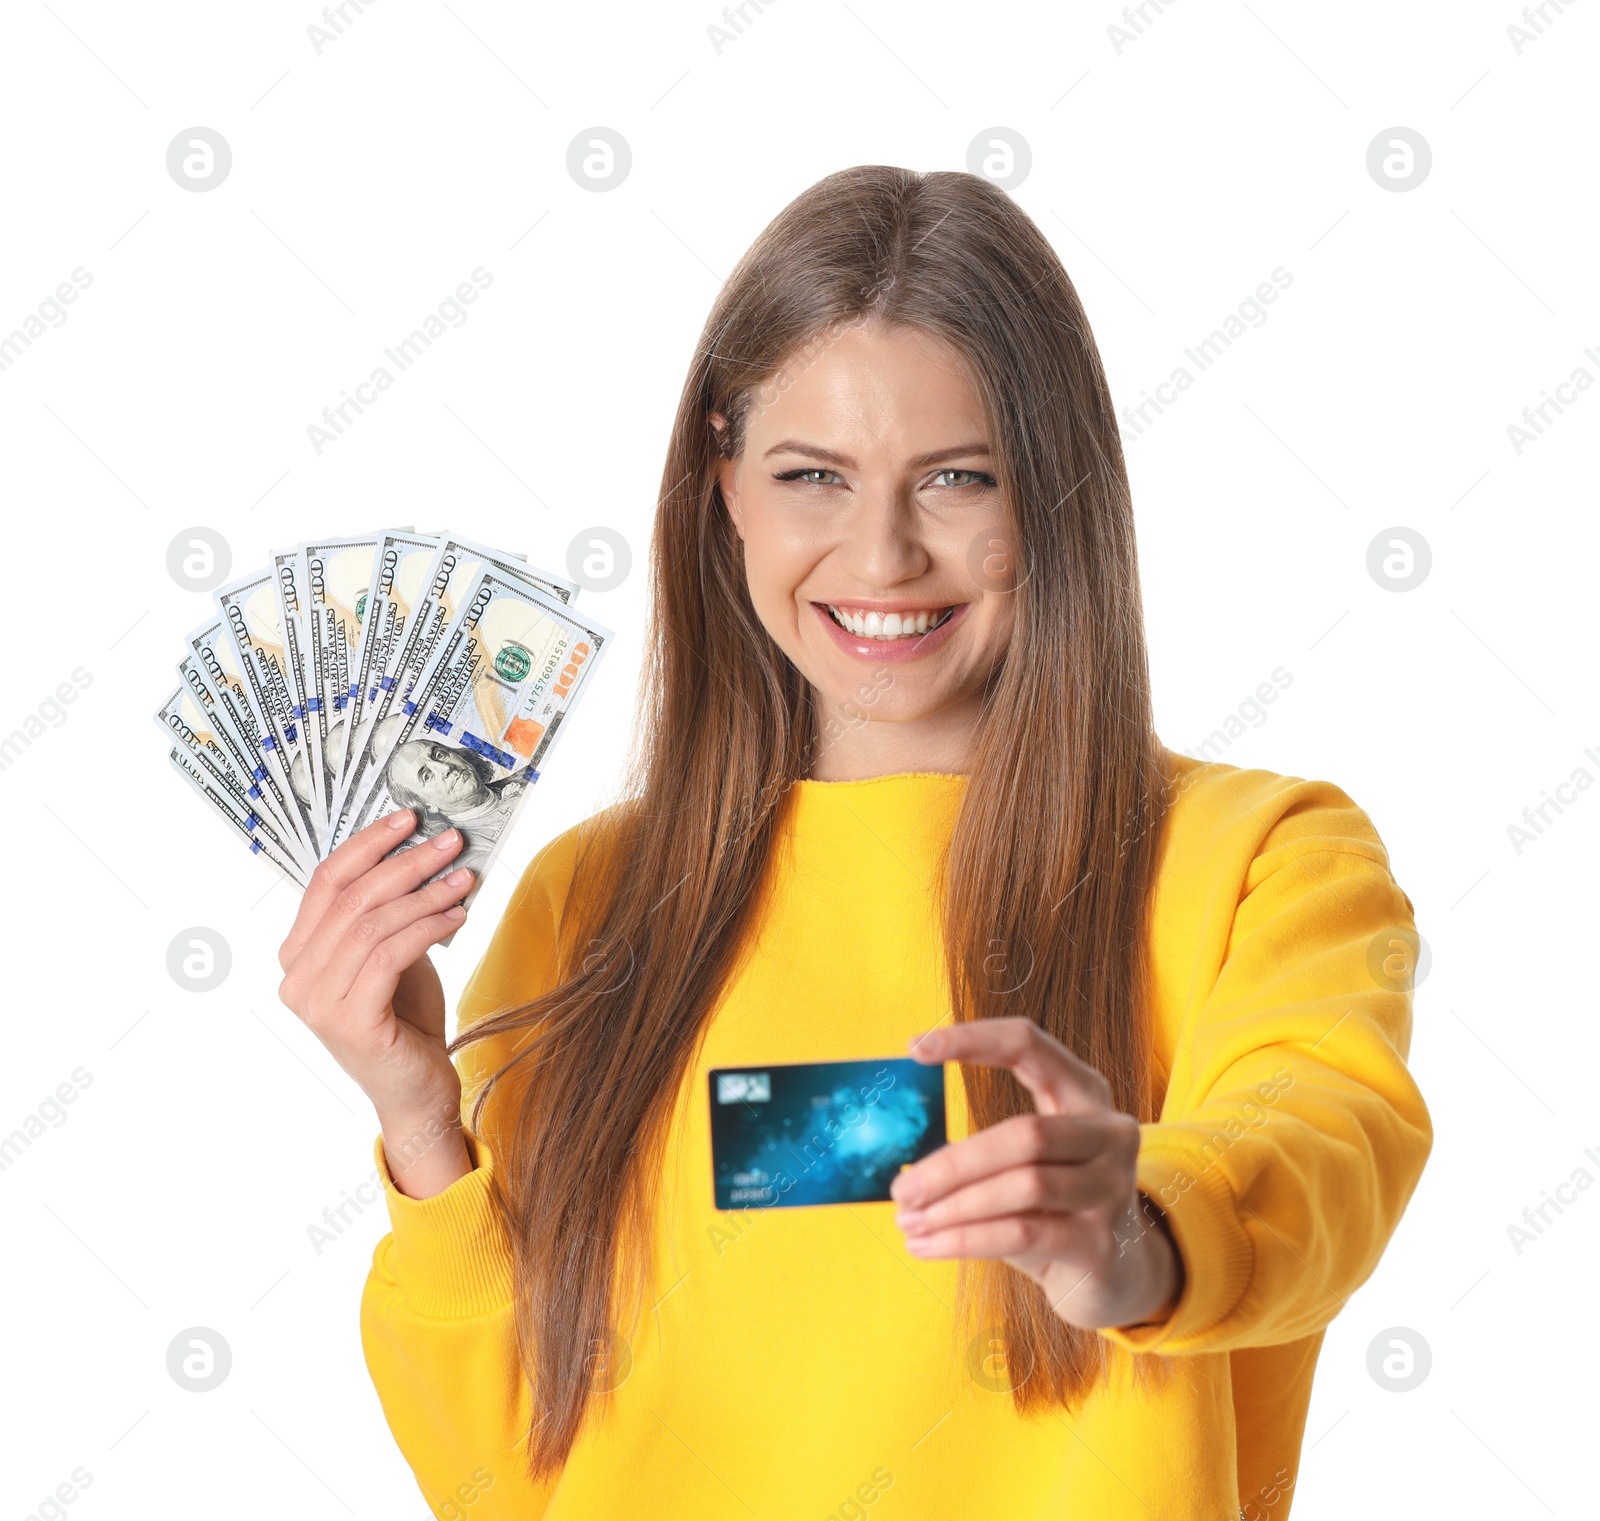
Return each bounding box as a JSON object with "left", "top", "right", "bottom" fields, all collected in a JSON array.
[
  {"left": 343, "top": 907, "right": 470, "bottom": 1019},
  {"left": 902, "top": 1211, "right": 1092, "bottom": 1264},
  {"left": 291, "top": 826, "right": 465, "bottom": 982},
  {"left": 316, "top": 866, "right": 475, "bottom": 1007},
  {"left": 280, "top": 808, "right": 418, "bottom": 971},
  {"left": 891, "top": 1110, "right": 1138, "bottom": 1208},
  {"left": 907, "top": 1016, "right": 1111, "bottom": 1116},
  {"left": 894, "top": 1154, "right": 1124, "bottom": 1236}
]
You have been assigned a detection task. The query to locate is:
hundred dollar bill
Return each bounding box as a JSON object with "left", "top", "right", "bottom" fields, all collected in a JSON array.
[
  {"left": 156, "top": 686, "right": 310, "bottom": 878},
  {"left": 269, "top": 544, "right": 324, "bottom": 840},
  {"left": 331, "top": 565, "right": 611, "bottom": 923},
  {"left": 215, "top": 568, "right": 324, "bottom": 856},
  {"left": 165, "top": 742, "right": 309, "bottom": 887},
  {"left": 302, "top": 531, "right": 386, "bottom": 844},
  {"left": 176, "top": 650, "right": 305, "bottom": 853},
  {"left": 336, "top": 529, "right": 446, "bottom": 815},
  {"left": 329, "top": 534, "right": 574, "bottom": 826},
  {"left": 185, "top": 613, "right": 314, "bottom": 859}
]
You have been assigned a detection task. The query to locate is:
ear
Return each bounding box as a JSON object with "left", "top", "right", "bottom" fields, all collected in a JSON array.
[{"left": 709, "top": 412, "right": 744, "bottom": 539}]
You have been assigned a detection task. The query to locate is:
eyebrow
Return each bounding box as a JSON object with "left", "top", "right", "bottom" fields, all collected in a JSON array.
[{"left": 762, "top": 439, "right": 992, "bottom": 469}]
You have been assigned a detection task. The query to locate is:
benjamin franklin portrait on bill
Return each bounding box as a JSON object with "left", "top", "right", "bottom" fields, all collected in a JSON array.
[{"left": 382, "top": 737, "right": 530, "bottom": 878}]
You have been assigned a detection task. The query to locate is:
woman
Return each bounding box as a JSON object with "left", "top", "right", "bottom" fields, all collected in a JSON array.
[{"left": 277, "top": 166, "right": 1431, "bottom": 1520}]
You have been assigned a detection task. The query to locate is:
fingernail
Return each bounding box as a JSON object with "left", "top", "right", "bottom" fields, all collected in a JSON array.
[
  {"left": 445, "top": 867, "right": 471, "bottom": 887},
  {"left": 445, "top": 905, "right": 466, "bottom": 921},
  {"left": 388, "top": 809, "right": 414, "bottom": 830},
  {"left": 914, "top": 1029, "right": 943, "bottom": 1058},
  {"left": 433, "top": 828, "right": 460, "bottom": 850},
  {"left": 904, "top": 1236, "right": 931, "bottom": 1256}
]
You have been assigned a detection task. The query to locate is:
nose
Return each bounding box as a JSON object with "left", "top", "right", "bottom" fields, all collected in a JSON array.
[{"left": 837, "top": 472, "right": 929, "bottom": 587}]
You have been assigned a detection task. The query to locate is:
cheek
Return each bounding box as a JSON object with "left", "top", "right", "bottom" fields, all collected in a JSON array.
[
  {"left": 739, "top": 499, "right": 822, "bottom": 611},
  {"left": 982, "top": 596, "right": 1016, "bottom": 647},
  {"left": 959, "top": 595, "right": 1015, "bottom": 672}
]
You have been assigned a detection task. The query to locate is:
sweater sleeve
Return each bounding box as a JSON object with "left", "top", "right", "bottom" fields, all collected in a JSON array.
[
  {"left": 359, "top": 827, "right": 586, "bottom": 1518},
  {"left": 1100, "top": 777, "right": 1433, "bottom": 1356}
]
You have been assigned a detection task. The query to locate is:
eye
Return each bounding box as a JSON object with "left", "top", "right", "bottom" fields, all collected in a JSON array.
[
  {"left": 929, "top": 468, "right": 997, "bottom": 489},
  {"left": 774, "top": 467, "right": 843, "bottom": 487},
  {"left": 419, "top": 765, "right": 433, "bottom": 783}
]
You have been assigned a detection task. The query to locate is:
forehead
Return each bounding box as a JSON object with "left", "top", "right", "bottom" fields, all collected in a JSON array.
[{"left": 747, "top": 321, "right": 987, "bottom": 457}]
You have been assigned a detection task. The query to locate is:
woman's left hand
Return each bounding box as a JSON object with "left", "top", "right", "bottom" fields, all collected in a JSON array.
[{"left": 891, "top": 1016, "right": 1184, "bottom": 1332}]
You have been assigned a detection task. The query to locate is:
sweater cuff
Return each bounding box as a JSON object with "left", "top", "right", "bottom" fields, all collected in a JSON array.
[
  {"left": 373, "top": 1128, "right": 514, "bottom": 1318},
  {"left": 1098, "top": 1139, "right": 1255, "bottom": 1354}
]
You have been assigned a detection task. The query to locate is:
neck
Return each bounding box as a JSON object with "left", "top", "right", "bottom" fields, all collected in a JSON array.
[{"left": 806, "top": 689, "right": 983, "bottom": 781}]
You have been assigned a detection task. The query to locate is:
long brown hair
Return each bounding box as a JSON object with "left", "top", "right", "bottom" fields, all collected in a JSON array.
[{"left": 453, "top": 164, "right": 1172, "bottom": 1479}]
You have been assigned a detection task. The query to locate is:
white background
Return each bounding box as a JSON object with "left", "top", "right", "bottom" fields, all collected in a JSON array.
[{"left": 0, "top": 1, "right": 1593, "bottom": 1516}]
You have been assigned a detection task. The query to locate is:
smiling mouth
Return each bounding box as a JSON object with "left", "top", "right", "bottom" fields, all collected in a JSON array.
[{"left": 819, "top": 604, "right": 958, "bottom": 640}]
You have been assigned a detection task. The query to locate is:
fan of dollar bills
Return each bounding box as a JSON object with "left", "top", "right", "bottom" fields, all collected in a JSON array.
[{"left": 156, "top": 529, "right": 611, "bottom": 921}]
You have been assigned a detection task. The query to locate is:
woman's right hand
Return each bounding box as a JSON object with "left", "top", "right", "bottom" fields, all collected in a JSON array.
[{"left": 276, "top": 808, "right": 477, "bottom": 1198}]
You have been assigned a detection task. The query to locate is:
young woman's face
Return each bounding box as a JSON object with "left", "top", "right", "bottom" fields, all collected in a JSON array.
[{"left": 715, "top": 320, "right": 1014, "bottom": 761}]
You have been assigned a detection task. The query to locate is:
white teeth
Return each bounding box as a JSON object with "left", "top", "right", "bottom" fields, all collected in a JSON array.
[{"left": 825, "top": 604, "right": 954, "bottom": 640}]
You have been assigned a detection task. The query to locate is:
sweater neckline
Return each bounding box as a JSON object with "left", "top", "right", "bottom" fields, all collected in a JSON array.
[{"left": 793, "top": 770, "right": 969, "bottom": 789}]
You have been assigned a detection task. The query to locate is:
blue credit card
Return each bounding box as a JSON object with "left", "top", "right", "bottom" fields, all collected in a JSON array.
[{"left": 708, "top": 1056, "right": 947, "bottom": 1210}]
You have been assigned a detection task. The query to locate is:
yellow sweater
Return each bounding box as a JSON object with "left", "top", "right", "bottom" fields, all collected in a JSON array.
[{"left": 360, "top": 755, "right": 1431, "bottom": 1520}]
